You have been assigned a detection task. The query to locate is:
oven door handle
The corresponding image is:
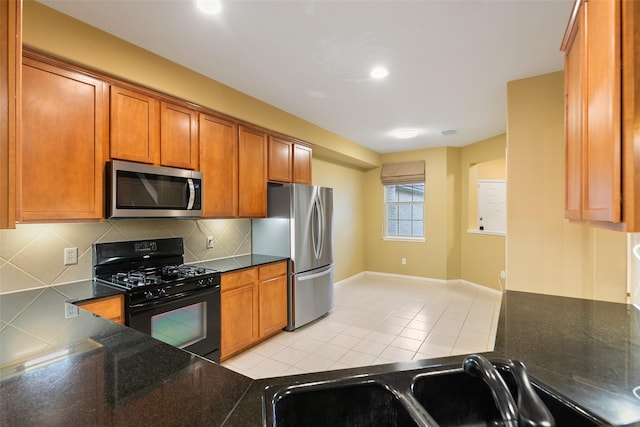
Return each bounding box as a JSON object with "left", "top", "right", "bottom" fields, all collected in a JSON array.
[{"left": 128, "top": 286, "right": 220, "bottom": 313}]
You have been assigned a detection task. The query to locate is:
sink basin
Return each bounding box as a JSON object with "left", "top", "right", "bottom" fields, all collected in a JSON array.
[
  {"left": 411, "top": 368, "right": 603, "bottom": 426},
  {"left": 264, "top": 378, "right": 430, "bottom": 427},
  {"left": 263, "top": 361, "right": 606, "bottom": 427}
]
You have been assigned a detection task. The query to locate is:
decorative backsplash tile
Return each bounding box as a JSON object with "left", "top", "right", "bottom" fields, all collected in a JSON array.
[{"left": 0, "top": 219, "right": 251, "bottom": 294}]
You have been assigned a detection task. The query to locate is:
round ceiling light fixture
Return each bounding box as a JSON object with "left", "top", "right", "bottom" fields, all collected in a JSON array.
[
  {"left": 396, "top": 129, "right": 418, "bottom": 139},
  {"left": 196, "top": 0, "right": 222, "bottom": 15},
  {"left": 370, "top": 66, "right": 389, "bottom": 79}
]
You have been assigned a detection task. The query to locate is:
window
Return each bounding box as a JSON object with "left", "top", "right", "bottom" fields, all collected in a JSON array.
[{"left": 384, "top": 183, "right": 424, "bottom": 238}]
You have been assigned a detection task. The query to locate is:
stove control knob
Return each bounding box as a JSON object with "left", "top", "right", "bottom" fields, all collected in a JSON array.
[
  {"left": 158, "top": 288, "right": 167, "bottom": 296},
  {"left": 144, "top": 291, "right": 154, "bottom": 299},
  {"left": 196, "top": 279, "right": 205, "bottom": 287}
]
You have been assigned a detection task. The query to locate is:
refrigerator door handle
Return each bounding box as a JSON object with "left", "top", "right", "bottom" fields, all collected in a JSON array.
[
  {"left": 297, "top": 266, "right": 334, "bottom": 281},
  {"left": 312, "top": 195, "right": 323, "bottom": 260}
]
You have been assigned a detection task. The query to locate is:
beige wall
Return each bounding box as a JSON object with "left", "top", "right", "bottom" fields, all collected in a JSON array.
[
  {"left": 13, "top": 1, "right": 631, "bottom": 301},
  {"left": 22, "top": 0, "right": 380, "bottom": 170},
  {"left": 363, "top": 147, "right": 458, "bottom": 280},
  {"left": 461, "top": 135, "right": 507, "bottom": 291},
  {"left": 506, "top": 71, "right": 627, "bottom": 303},
  {"left": 312, "top": 158, "right": 366, "bottom": 282}
]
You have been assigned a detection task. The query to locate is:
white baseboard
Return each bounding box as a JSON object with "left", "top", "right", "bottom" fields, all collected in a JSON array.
[
  {"left": 336, "top": 271, "right": 503, "bottom": 297},
  {"left": 458, "top": 279, "right": 503, "bottom": 296}
]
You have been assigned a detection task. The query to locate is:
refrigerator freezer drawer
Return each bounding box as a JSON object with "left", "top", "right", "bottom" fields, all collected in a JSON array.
[{"left": 287, "top": 265, "right": 334, "bottom": 331}]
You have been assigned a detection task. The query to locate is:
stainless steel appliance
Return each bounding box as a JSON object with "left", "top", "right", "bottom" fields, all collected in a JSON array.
[
  {"left": 106, "top": 160, "right": 203, "bottom": 218},
  {"left": 93, "top": 237, "right": 221, "bottom": 362},
  {"left": 253, "top": 183, "right": 334, "bottom": 331}
]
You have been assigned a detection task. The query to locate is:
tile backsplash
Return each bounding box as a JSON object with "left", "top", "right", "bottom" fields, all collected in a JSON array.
[{"left": 0, "top": 219, "right": 251, "bottom": 294}]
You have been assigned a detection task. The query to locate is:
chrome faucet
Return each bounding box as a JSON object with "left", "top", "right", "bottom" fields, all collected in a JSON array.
[{"left": 463, "top": 354, "right": 555, "bottom": 427}]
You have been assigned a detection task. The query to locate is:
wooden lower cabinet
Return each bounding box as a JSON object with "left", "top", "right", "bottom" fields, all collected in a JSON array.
[
  {"left": 258, "top": 262, "right": 288, "bottom": 337},
  {"left": 220, "top": 268, "right": 259, "bottom": 359},
  {"left": 76, "top": 294, "right": 124, "bottom": 325},
  {"left": 220, "top": 261, "right": 287, "bottom": 361}
]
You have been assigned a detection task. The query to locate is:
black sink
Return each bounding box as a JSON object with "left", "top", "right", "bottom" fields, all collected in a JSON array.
[
  {"left": 411, "top": 368, "right": 604, "bottom": 426},
  {"left": 264, "top": 378, "right": 429, "bottom": 427},
  {"left": 263, "top": 362, "right": 607, "bottom": 427}
]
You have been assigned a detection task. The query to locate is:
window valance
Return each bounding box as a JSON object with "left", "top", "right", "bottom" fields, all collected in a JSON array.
[{"left": 380, "top": 161, "right": 425, "bottom": 185}]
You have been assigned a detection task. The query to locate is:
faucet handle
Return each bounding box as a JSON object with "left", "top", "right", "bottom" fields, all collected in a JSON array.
[
  {"left": 463, "top": 354, "right": 519, "bottom": 424},
  {"left": 508, "top": 360, "right": 555, "bottom": 427}
]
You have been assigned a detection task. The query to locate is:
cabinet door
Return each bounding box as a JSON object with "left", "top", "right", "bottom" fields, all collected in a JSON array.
[
  {"left": 110, "top": 85, "right": 159, "bottom": 164},
  {"left": 238, "top": 126, "right": 267, "bottom": 218},
  {"left": 258, "top": 261, "right": 288, "bottom": 338},
  {"left": 220, "top": 268, "right": 259, "bottom": 360},
  {"left": 199, "top": 113, "right": 238, "bottom": 217},
  {"left": 564, "top": 1, "right": 585, "bottom": 220},
  {"left": 268, "top": 136, "right": 292, "bottom": 183},
  {"left": 293, "top": 144, "right": 312, "bottom": 184},
  {"left": 160, "top": 101, "right": 198, "bottom": 169},
  {"left": 21, "top": 57, "right": 107, "bottom": 221},
  {"left": 582, "top": 0, "right": 621, "bottom": 222},
  {"left": 1, "top": 0, "right": 20, "bottom": 229}
]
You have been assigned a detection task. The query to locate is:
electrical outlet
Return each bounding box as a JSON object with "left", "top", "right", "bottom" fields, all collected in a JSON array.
[
  {"left": 64, "top": 247, "right": 78, "bottom": 265},
  {"left": 401, "top": 258, "right": 407, "bottom": 265},
  {"left": 64, "top": 302, "right": 79, "bottom": 319},
  {"left": 206, "top": 236, "right": 214, "bottom": 249},
  {"left": 500, "top": 270, "right": 506, "bottom": 279}
]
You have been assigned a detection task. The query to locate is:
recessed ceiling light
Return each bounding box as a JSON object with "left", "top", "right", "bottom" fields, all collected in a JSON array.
[
  {"left": 396, "top": 129, "right": 418, "bottom": 139},
  {"left": 370, "top": 66, "right": 389, "bottom": 79},
  {"left": 196, "top": 0, "right": 222, "bottom": 15}
]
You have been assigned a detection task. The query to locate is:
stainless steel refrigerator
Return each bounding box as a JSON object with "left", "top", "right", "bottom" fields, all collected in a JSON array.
[{"left": 252, "top": 183, "right": 334, "bottom": 331}]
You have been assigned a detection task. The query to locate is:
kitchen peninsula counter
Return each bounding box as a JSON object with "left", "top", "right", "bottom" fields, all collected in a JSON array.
[{"left": 1, "top": 277, "right": 640, "bottom": 425}]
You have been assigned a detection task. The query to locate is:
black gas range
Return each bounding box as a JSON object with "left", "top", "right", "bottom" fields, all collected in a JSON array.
[{"left": 93, "top": 237, "right": 221, "bottom": 362}]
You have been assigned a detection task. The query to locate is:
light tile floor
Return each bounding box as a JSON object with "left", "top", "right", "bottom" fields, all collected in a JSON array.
[{"left": 221, "top": 273, "right": 502, "bottom": 379}]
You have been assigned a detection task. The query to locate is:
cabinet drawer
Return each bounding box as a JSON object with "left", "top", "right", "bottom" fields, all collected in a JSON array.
[
  {"left": 259, "top": 261, "right": 287, "bottom": 281},
  {"left": 221, "top": 268, "right": 258, "bottom": 292},
  {"left": 76, "top": 295, "right": 123, "bottom": 324}
]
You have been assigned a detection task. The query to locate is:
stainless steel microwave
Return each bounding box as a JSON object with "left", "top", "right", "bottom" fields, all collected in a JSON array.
[{"left": 107, "top": 160, "right": 203, "bottom": 218}]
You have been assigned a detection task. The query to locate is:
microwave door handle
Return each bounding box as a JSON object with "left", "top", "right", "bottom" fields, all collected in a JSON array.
[{"left": 187, "top": 179, "right": 195, "bottom": 209}]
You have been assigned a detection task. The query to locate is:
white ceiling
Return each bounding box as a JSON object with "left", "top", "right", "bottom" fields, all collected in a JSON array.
[{"left": 38, "top": 0, "right": 572, "bottom": 154}]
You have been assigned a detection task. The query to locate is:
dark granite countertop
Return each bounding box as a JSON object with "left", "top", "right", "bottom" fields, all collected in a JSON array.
[
  {"left": 1, "top": 268, "right": 640, "bottom": 426},
  {"left": 192, "top": 254, "right": 288, "bottom": 273}
]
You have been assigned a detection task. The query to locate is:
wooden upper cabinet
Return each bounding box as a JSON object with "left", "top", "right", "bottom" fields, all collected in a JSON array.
[
  {"left": 562, "top": 0, "right": 625, "bottom": 227},
  {"left": 268, "top": 136, "right": 293, "bottom": 183},
  {"left": 110, "top": 85, "right": 160, "bottom": 165},
  {"left": 160, "top": 101, "right": 198, "bottom": 169},
  {"left": 583, "top": 0, "right": 621, "bottom": 222},
  {"left": 20, "top": 55, "right": 108, "bottom": 221},
  {"left": 238, "top": 126, "right": 267, "bottom": 218},
  {"left": 1, "top": 0, "right": 20, "bottom": 229},
  {"left": 199, "top": 113, "right": 238, "bottom": 217},
  {"left": 267, "top": 135, "right": 312, "bottom": 184},
  {"left": 292, "top": 143, "right": 312, "bottom": 184},
  {"left": 564, "top": 0, "right": 586, "bottom": 221}
]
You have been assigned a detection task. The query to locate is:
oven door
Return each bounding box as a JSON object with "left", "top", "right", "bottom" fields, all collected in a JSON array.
[{"left": 128, "top": 287, "right": 220, "bottom": 362}]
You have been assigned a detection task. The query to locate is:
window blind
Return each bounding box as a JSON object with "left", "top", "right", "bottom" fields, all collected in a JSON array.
[{"left": 380, "top": 161, "right": 425, "bottom": 185}]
